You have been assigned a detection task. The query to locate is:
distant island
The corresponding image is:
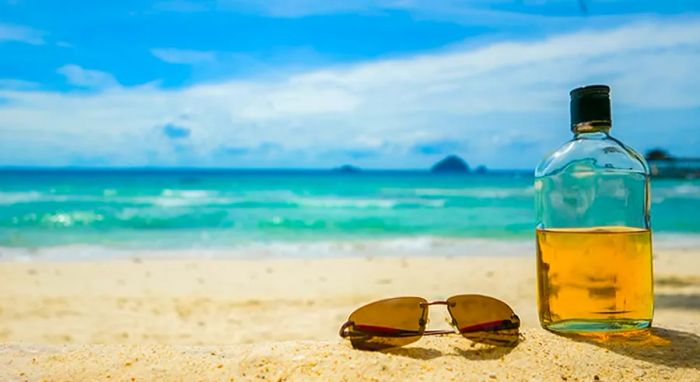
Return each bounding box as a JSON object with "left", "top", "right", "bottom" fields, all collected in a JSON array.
[
  {"left": 330, "top": 155, "right": 483, "bottom": 174},
  {"left": 332, "top": 164, "right": 361, "bottom": 173},
  {"left": 645, "top": 149, "right": 699, "bottom": 179},
  {"left": 430, "top": 155, "right": 470, "bottom": 174}
]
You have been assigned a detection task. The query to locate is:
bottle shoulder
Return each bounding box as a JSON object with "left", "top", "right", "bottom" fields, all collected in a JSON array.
[{"left": 535, "top": 134, "right": 649, "bottom": 178}]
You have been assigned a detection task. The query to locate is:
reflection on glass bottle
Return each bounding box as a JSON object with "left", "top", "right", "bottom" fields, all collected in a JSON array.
[{"left": 535, "top": 85, "right": 653, "bottom": 333}]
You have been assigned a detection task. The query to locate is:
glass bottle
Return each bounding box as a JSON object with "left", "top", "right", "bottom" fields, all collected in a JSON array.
[{"left": 535, "top": 85, "right": 653, "bottom": 333}]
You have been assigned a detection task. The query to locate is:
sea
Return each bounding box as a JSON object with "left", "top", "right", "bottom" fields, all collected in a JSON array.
[{"left": 0, "top": 169, "right": 698, "bottom": 257}]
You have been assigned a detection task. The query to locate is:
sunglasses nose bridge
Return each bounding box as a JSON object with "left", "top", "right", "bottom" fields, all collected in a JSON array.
[
  {"left": 419, "top": 300, "right": 455, "bottom": 307},
  {"left": 419, "top": 300, "right": 458, "bottom": 328}
]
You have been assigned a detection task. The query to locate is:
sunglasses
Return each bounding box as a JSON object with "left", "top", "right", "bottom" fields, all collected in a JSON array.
[{"left": 339, "top": 294, "right": 520, "bottom": 350}]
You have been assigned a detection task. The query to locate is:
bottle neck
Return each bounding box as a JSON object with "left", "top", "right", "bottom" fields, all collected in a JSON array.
[{"left": 572, "top": 121, "right": 611, "bottom": 137}]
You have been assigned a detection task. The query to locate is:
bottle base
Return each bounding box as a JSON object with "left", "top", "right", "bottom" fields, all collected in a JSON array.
[{"left": 542, "top": 319, "right": 652, "bottom": 334}]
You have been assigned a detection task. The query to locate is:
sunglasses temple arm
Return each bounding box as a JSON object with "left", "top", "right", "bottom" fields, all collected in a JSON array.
[{"left": 339, "top": 321, "right": 353, "bottom": 338}]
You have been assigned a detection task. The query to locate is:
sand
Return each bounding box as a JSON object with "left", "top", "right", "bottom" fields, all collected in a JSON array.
[{"left": 1, "top": 248, "right": 699, "bottom": 381}]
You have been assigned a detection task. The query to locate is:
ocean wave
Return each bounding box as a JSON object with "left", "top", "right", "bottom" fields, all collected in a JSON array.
[
  {"left": 10, "top": 211, "right": 105, "bottom": 227},
  {"left": 111, "top": 208, "right": 232, "bottom": 229},
  {"left": 292, "top": 197, "right": 444, "bottom": 209},
  {"left": 142, "top": 189, "right": 236, "bottom": 207},
  {"left": 5, "top": 232, "right": 700, "bottom": 260},
  {"left": 40, "top": 211, "right": 105, "bottom": 227},
  {"left": 0, "top": 237, "right": 537, "bottom": 259},
  {"left": 0, "top": 191, "right": 56, "bottom": 204},
  {"left": 293, "top": 197, "right": 397, "bottom": 209},
  {"left": 160, "top": 189, "right": 212, "bottom": 198},
  {"left": 5, "top": 208, "right": 233, "bottom": 229},
  {"left": 0, "top": 188, "right": 526, "bottom": 210},
  {"left": 259, "top": 216, "right": 328, "bottom": 230},
  {"left": 0, "top": 189, "right": 265, "bottom": 208},
  {"left": 1, "top": 175, "right": 698, "bottom": 249},
  {"left": 410, "top": 187, "right": 534, "bottom": 198},
  {"left": 131, "top": 196, "right": 299, "bottom": 209},
  {"left": 228, "top": 236, "right": 535, "bottom": 258},
  {"left": 0, "top": 191, "right": 124, "bottom": 205},
  {"left": 652, "top": 184, "right": 700, "bottom": 202}
]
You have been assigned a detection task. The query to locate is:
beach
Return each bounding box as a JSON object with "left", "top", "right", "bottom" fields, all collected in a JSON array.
[
  {"left": 3, "top": 1, "right": 700, "bottom": 380},
  {"left": 1, "top": 244, "right": 699, "bottom": 381}
]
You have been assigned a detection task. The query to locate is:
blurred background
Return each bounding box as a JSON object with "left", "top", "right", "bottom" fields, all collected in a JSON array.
[{"left": 0, "top": 0, "right": 698, "bottom": 252}]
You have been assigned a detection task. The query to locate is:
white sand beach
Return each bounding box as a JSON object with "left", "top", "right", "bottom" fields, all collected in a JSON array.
[{"left": 1, "top": 246, "right": 699, "bottom": 381}]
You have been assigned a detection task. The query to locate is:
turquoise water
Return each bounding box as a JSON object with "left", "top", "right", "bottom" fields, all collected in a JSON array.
[{"left": 0, "top": 170, "right": 698, "bottom": 249}]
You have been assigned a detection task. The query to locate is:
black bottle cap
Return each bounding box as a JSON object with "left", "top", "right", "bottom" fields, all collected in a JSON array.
[{"left": 570, "top": 84, "right": 611, "bottom": 128}]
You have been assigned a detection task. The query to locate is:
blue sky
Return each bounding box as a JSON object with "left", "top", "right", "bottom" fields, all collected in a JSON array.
[{"left": 1, "top": 0, "right": 699, "bottom": 169}]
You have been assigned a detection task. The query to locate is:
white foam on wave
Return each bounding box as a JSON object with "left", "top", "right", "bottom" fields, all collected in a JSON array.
[
  {"left": 293, "top": 197, "right": 397, "bottom": 209},
  {"left": 134, "top": 189, "right": 243, "bottom": 207},
  {"left": 652, "top": 184, "right": 700, "bottom": 203},
  {"left": 0, "top": 191, "right": 131, "bottom": 205},
  {"left": 670, "top": 184, "right": 700, "bottom": 195},
  {"left": 652, "top": 233, "right": 700, "bottom": 249},
  {"left": 0, "top": 244, "right": 129, "bottom": 261},
  {"left": 40, "top": 211, "right": 105, "bottom": 227},
  {"left": 410, "top": 187, "right": 534, "bottom": 198},
  {"left": 11, "top": 210, "right": 106, "bottom": 227},
  {"left": 0, "top": 191, "right": 51, "bottom": 204},
  {"left": 1, "top": 232, "right": 698, "bottom": 261},
  {"left": 0, "top": 237, "right": 533, "bottom": 260},
  {"left": 293, "top": 197, "right": 445, "bottom": 209},
  {"left": 161, "top": 189, "right": 215, "bottom": 198}
]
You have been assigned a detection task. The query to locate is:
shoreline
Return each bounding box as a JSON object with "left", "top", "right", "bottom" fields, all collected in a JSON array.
[{"left": 2, "top": 233, "right": 700, "bottom": 261}]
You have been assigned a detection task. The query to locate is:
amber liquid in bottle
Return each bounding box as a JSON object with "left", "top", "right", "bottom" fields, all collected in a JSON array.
[{"left": 536, "top": 227, "right": 653, "bottom": 332}]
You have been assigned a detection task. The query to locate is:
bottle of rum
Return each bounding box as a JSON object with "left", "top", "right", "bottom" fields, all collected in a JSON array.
[{"left": 535, "top": 85, "right": 653, "bottom": 333}]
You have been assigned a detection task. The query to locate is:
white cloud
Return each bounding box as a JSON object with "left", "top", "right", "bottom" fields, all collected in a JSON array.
[
  {"left": 151, "top": 48, "right": 218, "bottom": 64},
  {"left": 1, "top": 19, "right": 700, "bottom": 168},
  {"left": 56, "top": 65, "right": 119, "bottom": 89},
  {"left": 153, "top": 0, "right": 213, "bottom": 12},
  {"left": 215, "top": 0, "right": 600, "bottom": 24},
  {"left": 0, "top": 22, "right": 44, "bottom": 45},
  {"left": 218, "top": 0, "right": 375, "bottom": 17},
  {"left": 155, "top": 0, "right": 381, "bottom": 16},
  {"left": 0, "top": 79, "right": 39, "bottom": 90}
]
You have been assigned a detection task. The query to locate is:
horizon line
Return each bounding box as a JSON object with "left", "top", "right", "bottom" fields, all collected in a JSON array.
[{"left": 0, "top": 165, "right": 533, "bottom": 173}]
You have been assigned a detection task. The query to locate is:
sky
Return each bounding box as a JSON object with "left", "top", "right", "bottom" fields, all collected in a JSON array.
[{"left": 0, "top": 0, "right": 699, "bottom": 169}]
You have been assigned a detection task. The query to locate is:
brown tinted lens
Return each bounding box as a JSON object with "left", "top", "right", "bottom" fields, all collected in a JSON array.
[
  {"left": 446, "top": 294, "right": 520, "bottom": 346},
  {"left": 342, "top": 297, "right": 427, "bottom": 350}
]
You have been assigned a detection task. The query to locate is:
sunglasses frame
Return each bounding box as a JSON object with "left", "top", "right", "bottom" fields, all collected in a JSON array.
[
  {"left": 339, "top": 295, "right": 520, "bottom": 345},
  {"left": 340, "top": 300, "right": 461, "bottom": 338}
]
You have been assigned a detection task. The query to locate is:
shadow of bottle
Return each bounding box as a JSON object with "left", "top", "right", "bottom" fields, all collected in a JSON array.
[{"left": 556, "top": 327, "right": 700, "bottom": 369}]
